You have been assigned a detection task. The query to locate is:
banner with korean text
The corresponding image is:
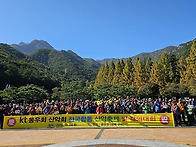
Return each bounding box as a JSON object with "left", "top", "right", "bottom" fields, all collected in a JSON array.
[{"left": 3, "top": 113, "right": 175, "bottom": 129}]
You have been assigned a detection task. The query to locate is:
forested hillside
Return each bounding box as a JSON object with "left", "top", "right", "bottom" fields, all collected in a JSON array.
[
  {"left": 0, "top": 39, "right": 195, "bottom": 103},
  {"left": 29, "top": 48, "right": 97, "bottom": 82},
  {"left": 94, "top": 40, "right": 196, "bottom": 97},
  {"left": 0, "top": 44, "right": 59, "bottom": 91}
]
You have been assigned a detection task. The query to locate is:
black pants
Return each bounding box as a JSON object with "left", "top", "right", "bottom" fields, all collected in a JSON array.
[
  {"left": 187, "top": 114, "right": 194, "bottom": 125},
  {"left": 0, "top": 121, "right": 3, "bottom": 129},
  {"left": 174, "top": 114, "right": 181, "bottom": 126}
]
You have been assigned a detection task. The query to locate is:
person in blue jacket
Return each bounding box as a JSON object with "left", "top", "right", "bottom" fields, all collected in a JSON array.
[{"left": 154, "top": 98, "right": 162, "bottom": 113}]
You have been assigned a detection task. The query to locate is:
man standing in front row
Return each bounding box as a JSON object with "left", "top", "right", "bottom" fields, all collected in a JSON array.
[{"left": 0, "top": 105, "right": 6, "bottom": 129}]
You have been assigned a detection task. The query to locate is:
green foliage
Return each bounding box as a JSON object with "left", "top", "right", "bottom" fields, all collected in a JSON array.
[
  {"left": 137, "top": 83, "right": 160, "bottom": 98},
  {"left": 1, "top": 38, "right": 196, "bottom": 100},
  {"left": 0, "top": 44, "right": 59, "bottom": 91},
  {"left": 30, "top": 48, "right": 97, "bottom": 82},
  {"left": 94, "top": 84, "right": 137, "bottom": 99},
  {"left": 159, "top": 84, "right": 189, "bottom": 98},
  {"left": 0, "top": 85, "right": 48, "bottom": 103},
  {"left": 94, "top": 43, "right": 196, "bottom": 98},
  {"left": 0, "top": 87, "right": 19, "bottom": 102},
  {"left": 60, "top": 80, "right": 94, "bottom": 99}
]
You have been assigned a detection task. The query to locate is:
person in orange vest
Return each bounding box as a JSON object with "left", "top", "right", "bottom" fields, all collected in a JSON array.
[{"left": 177, "top": 99, "right": 185, "bottom": 123}]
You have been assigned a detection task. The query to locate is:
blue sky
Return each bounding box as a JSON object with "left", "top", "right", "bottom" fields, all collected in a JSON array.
[{"left": 0, "top": 0, "right": 196, "bottom": 60}]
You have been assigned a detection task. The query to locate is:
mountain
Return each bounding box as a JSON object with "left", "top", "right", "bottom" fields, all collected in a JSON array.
[
  {"left": 0, "top": 43, "right": 99, "bottom": 91},
  {"left": 60, "top": 50, "right": 101, "bottom": 70},
  {"left": 11, "top": 40, "right": 54, "bottom": 54},
  {"left": 11, "top": 39, "right": 101, "bottom": 70},
  {"left": 97, "top": 39, "right": 194, "bottom": 64},
  {"left": 29, "top": 48, "right": 98, "bottom": 82},
  {"left": 0, "top": 43, "right": 58, "bottom": 91}
]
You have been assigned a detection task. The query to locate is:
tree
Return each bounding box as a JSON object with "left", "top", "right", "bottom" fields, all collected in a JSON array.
[
  {"left": 112, "top": 59, "right": 123, "bottom": 84},
  {"left": 144, "top": 57, "right": 153, "bottom": 83},
  {"left": 133, "top": 58, "right": 144, "bottom": 87},
  {"left": 94, "top": 65, "right": 105, "bottom": 87},
  {"left": 168, "top": 54, "right": 179, "bottom": 83},
  {"left": 18, "top": 85, "right": 48, "bottom": 103},
  {"left": 107, "top": 61, "right": 115, "bottom": 84},
  {"left": 51, "top": 87, "right": 61, "bottom": 100},
  {"left": 178, "top": 56, "right": 187, "bottom": 86},
  {"left": 158, "top": 53, "right": 171, "bottom": 86},
  {"left": 102, "top": 62, "right": 109, "bottom": 84},
  {"left": 185, "top": 40, "right": 196, "bottom": 94},
  {"left": 137, "top": 83, "right": 160, "bottom": 98},
  {"left": 0, "top": 87, "right": 19, "bottom": 102},
  {"left": 122, "top": 57, "right": 134, "bottom": 86},
  {"left": 120, "top": 59, "right": 125, "bottom": 70},
  {"left": 149, "top": 59, "right": 160, "bottom": 85}
]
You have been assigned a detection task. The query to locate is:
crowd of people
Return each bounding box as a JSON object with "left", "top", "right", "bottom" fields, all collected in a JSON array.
[{"left": 0, "top": 97, "right": 195, "bottom": 128}]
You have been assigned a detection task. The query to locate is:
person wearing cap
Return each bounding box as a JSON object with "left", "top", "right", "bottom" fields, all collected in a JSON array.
[
  {"left": 96, "top": 103, "right": 104, "bottom": 114},
  {"left": 113, "top": 100, "right": 121, "bottom": 114}
]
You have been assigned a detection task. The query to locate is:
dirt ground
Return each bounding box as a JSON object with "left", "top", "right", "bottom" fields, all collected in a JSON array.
[{"left": 0, "top": 128, "right": 195, "bottom": 146}]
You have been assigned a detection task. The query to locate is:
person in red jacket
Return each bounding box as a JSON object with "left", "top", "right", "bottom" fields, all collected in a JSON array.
[{"left": 96, "top": 103, "right": 104, "bottom": 114}]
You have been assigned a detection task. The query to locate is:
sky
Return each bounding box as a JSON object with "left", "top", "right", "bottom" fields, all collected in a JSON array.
[{"left": 0, "top": 0, "right": 196, "bottom": 60}]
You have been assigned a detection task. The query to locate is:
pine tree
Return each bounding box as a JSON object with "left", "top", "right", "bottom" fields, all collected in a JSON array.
[
  {"left": 168, "top": 54, "right": 179, "bottom": 83},
  {"left": 144, "top": 57, "right": 153, "bottom": 83},
  {"left": 133, "top": 57, "right": 144, "bottom": 87},
  {"left": 107, "top": 61, "right": 115, "bottom": 84},
  {"left": 102, "top": 62, "right": 109, "bottom": 84},
  {"left": 158, "top": 53, "right": 171, "bottom": 86},
  {"left": 120, "top": 59, "right": 125, "bottom": 70},
  {"left": 94, "top": 65, "right": 105, "bottom": 88},
  {"left": 122, "top": 57, "right": 134, "bottom": 86},
  {"left": 112, "top": 59, "right": 123, "bottom": 84},
  {"left": 185, "top": 40, "right": 196, "bottom": 90},
  {"left": 178, "top": 56, "right": 187, "bottom": 86},
  {"left": 149, "top": 59, "right": 160, "bottom": 85}
]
